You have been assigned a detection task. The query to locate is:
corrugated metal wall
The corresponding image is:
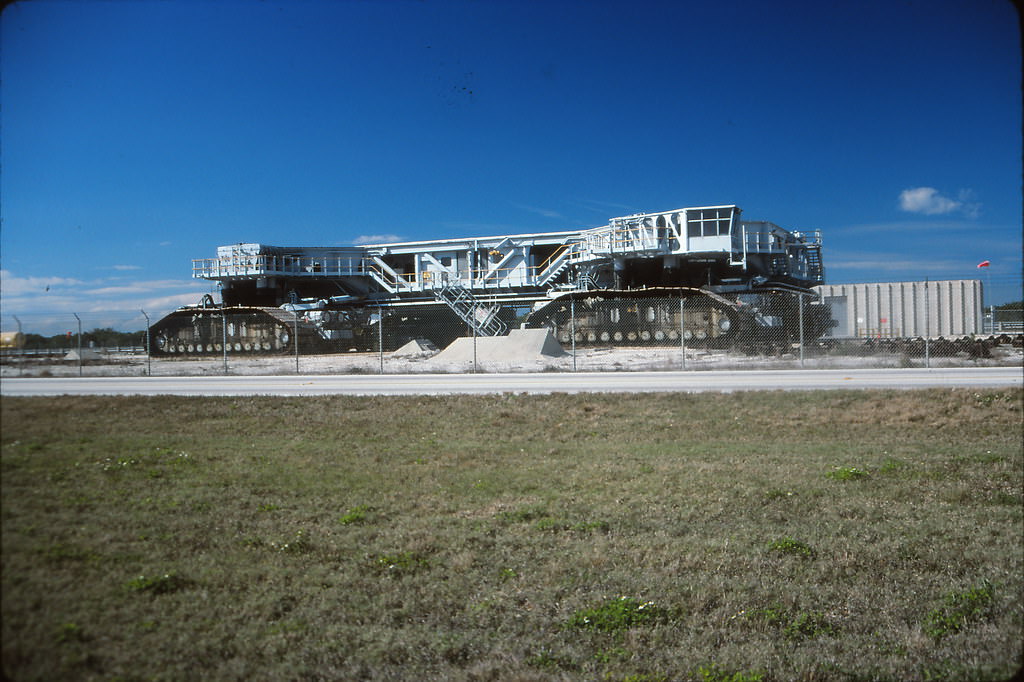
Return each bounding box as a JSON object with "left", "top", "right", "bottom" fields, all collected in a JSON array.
[{"left": 814, "top": 280, "right": 983, "bottom": 338}]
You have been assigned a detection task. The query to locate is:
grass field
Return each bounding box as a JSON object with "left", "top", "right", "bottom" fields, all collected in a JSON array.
[{"left": 2, "top": 389, "right": 1021, "bottom": 681}]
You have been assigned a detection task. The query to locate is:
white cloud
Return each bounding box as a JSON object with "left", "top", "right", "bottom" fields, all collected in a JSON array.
[
  {"left": 826, "top": 246, "right": 986, "bottom": 280},
  {"left": 0, "top": 270, "right": 84, "bottom": 296},
  {"left": 510, "top": 202, "right": 564, "bottom": 219},
  {"left": 112, "top": 264, "right": 142, "bottom": 271},
  {"left": 82, "top": 279, "right": 201, "bottom": 297},
  {"left": 139, "top": 291, "right": 212, "bottom": 312},
  {"left": 351, "top": 234, "right": 404, "bottom": 245},
  {"left": 956, "top": 189, "right": 982, "bottom": 219},
  {"left": 437, "top": 221, "right": 522, "bottom": 235},
  {"left": 829, "top": 258, "right": 961, "bottom": 272},
  {"left": 1, "top": 269, "right": 209, "bottom": 327},
  {"left": 838, "top": 219, "right": 978, "bottom": 235},
  {"left": 568, "top": 198, "right": 639, "bottom": 216},
  {"left": 898, "top": 187, "right": 980, "bottom": 217},
  {"left": 899, "top": 187, "right": 959, "bottom": 214}
]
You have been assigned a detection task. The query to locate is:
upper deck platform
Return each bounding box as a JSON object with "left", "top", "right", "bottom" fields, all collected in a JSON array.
[{"left": 191, "top": 205, "right": 823, "bottom": 293}]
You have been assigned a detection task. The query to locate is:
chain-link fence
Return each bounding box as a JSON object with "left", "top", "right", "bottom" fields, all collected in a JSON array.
[
  {"left": 1, "top": 310, "right": 155, "bottom": 378},
  {"left": 2, "top": 293, "right": 1022, "bottom": 377},
  {"left": 989, "top": 307, "right": 1023, "bottom": 335}
]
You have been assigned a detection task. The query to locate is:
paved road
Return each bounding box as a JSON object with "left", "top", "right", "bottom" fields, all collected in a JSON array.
[{"left": 1, "top": 368, "right": 1020, "bottom": 397}]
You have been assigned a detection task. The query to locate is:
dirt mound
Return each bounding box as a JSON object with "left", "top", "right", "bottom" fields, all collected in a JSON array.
[
  {"left": 392, "top": 338, "right": 439, "bottom": 356},
  {"left": 434, "top": 329, "right": 565, "bottom": 364}
]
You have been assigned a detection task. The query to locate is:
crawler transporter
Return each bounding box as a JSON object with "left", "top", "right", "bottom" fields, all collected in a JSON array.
[{"left": 150, "top": 204, "right": 829, "bottom": 355}]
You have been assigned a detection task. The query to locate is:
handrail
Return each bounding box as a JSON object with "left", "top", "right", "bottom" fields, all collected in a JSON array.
[
  {"left": 193, "top": 251, "right": 368, "bottom": 279},
  {"left": 196, "top": 225, "right": 825, "bottom": 290},
  {"left": 536, "top": 242, "right": 575, "bottom": 272},
  {"left": 583, "top": 223, "right": 664, "bottom": 254},
  {"left": 366, "top": 263, "right": 415, "bottom": 286}
]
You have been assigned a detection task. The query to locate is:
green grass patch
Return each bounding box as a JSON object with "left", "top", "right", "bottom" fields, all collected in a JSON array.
[
  {"left": 375, "top": 551, "right": 429, "bottom": 575},
  {"left": 782, "top": 610, "right": 836, "bottom": 640},
  {"left": 923, "top": 580, "right": 996, "bottom": 639},
  {"left": 566, "top": 596, "right": 667, "bottom": 632},
  {"left": 826, "top": 465, "right": 870, "bottom": 481},
  {"left": 125, "top": 572, "right": 190, "bottom": 595},
  {"left": 268, "top": 528, "right": 312, "bottom": 554},
  {"left": 767, "top": 537, "right": 815, "bottom": 559},
  {"left": 54, "top": 622, "right": 85, "bottom": 644},
  {"left": 534, "top": 516, "right": 610, "bottom": 533},
  {"left": 763, "top": 488, "right": 797, "bottom": 500},
  {"left": 744, "top": 604, "right": 836, "bottom": 640},
  {"left": 525, "top": 649, "right": 579, "bottom": 671},
  {"left": 744, "top": 605, "right": 788, "bottom": 628},
  {"left": 2, "top": 389, "right": 1021, "bottom": 680},
  {"left": 338, "top": 505, "right": 369, "bottom": 524},
  {"left": 698, "top": 663, "right": 765, "bottom": 682}
]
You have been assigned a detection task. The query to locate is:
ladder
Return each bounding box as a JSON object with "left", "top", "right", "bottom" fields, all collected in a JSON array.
[
  {"left": 805, "top": 245, "right": 824, "bottom": 283},
  {"left": 434, "top": 283, "right": 508, "bottom": 337}
]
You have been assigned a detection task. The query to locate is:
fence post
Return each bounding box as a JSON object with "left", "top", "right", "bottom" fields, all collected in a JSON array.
[
  {"left": 222, "top": 309, "right": 229, "bottom": 375},
  {"left": 472, "top": 310, "right": 478, "bottom": 374},
  {"left": 13, "top": 315, "right": 22, "bottom": 377},
  {"left": 140, "top": 309, "right": 151, "bottom": 377},
  {"left": 984, "top": 266, "right": 993, "bottom": 333},
  {"left": 73, "top": 313, "right": 82, "bottom": 377},
  {"left": 293, "top": 310, "right": 300, "bottom": 374},
  {"left": 798, "top": 293, "right": 805, "bottom": 368},
  {"left": 570, "top": 293, "right": 577, "bottom": 372},
  {"left": 680, "top": 296, "right": 687, "bottom": 371},
  {"left": 924, "top": 278, "right": 930, "bottom": 368},
  {"left": 378, "top": 304, "right": 384, "bottom": 375}
]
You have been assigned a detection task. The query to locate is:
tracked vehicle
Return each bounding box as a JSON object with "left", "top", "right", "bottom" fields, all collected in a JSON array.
[{"left": 150, "top": 204, "right": 827, "bottom": 355}]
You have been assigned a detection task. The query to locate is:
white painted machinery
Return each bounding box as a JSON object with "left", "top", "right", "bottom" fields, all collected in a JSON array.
[{"left": 150, "top": 204, "right": 829, "bottom": 354}]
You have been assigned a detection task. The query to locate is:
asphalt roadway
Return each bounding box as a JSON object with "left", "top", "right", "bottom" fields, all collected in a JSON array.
[{"left": 1, "top": 367, "right": 1021, "bottom": 397}]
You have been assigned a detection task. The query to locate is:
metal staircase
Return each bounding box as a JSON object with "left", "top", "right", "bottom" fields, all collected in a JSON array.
[
  {"left": 536, "top": 242, "right": 583, "bottom": 287},
  {"left": 770, "top": 255, "right": 790, "bottom": 277},
  {"left": 805, "top": 244, "right": 824, "bottom": 283},
  {"left": 435, "top": 282, "right": 508, "bottom": 336}
]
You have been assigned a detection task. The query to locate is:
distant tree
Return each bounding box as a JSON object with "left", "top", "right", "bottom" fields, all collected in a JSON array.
[
  {"left": 19, "top": 332, "right": 73, "bottom": 350},
  {"left": 992, "top": 300, "right": 1022, "bottom": 325},
  {"left": 18, "top": 328, "right": 145, "bottom": 350},
  {"left": 81, "top": 328, "right": 146, "bottom": 348},
  {"left": 21, "top": 333, "right": 51, "bottom": 349}
]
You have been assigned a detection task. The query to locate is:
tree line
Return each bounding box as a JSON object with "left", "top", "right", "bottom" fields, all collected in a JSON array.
[
  {"left": 993, "top": 301, "right": 1023, "bottom": 322},
  {"left": 22, "top": 328, "right": 148, "bottom": 349}
]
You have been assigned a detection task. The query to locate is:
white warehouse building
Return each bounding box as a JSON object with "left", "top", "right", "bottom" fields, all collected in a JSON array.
[{"left": 814, "top": 280, "right": 984, "bottom": 339}]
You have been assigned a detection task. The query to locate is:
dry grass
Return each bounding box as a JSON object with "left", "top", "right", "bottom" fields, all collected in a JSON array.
[{"left": 2, "top": 389, "right": 1021, "bottom": 681}]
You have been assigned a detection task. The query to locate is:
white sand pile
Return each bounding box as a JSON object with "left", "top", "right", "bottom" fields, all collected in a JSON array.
[
  {"left": 392, "top": 338, "right": 439, "bottom": 357},
  {"left": 433, "top": 329, "right": 566, "bottom": 366},
  {"left": 63, "top": 348, "right": 103, "bottom": 361}
]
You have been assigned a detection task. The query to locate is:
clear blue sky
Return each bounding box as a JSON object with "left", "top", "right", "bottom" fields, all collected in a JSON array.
[{"left": 2, "top": 0, "right": 1020, "bottom": 333}]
